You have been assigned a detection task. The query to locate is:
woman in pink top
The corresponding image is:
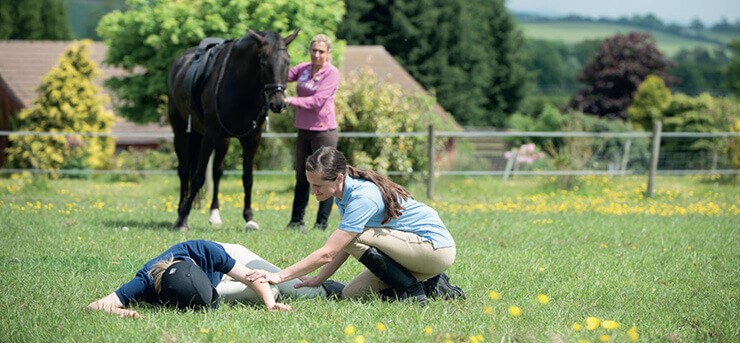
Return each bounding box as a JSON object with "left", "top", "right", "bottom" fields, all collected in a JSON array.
[{"left": 284, "top": 34, "right": 340, "bottom": 231}]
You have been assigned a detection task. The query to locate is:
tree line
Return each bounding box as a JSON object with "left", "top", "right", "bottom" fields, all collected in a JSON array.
[{"left": 3, "top": 0, "right": 740, "bottom": 129}]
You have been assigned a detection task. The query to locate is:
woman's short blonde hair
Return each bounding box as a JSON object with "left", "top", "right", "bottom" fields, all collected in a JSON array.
[
  {"left": 148, "top": 256, "right": 176, "bottom": 297},
  {"left": 310, "top": 34, "right": 332, "bottom": 50}
]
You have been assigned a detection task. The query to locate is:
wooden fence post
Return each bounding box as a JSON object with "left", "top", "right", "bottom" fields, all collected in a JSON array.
[
  {"left": 620, "top": 139, "right": 631, "bottom": 176},
  {"left": 647, "top": 121, "right": 662, "bottom": 197},
  {"left": 427, "top": 124, "right": 435, "bottom": 200}
]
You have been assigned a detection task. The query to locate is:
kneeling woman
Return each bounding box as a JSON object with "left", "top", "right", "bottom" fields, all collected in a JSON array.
[
  {"left": 87, "top": 240, "right": 338, "bottom": 317},
  {"left": 250, "top": 147, "right": 464, "bottom": 305}
]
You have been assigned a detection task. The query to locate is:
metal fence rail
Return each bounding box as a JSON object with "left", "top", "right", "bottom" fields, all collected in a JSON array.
[{"left": 1, "top": 125, "right": 738, "bottom": 198}]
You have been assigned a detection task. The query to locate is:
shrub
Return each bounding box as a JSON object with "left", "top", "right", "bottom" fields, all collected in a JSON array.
[
  {"left": 7, "top": 40, "right": 115, "bottom": 176},
  {"left": 335, "top": 68, "right": 454, "bottom": 182},
  {"left": 628, "top": 74, "right": 672, "bottom": 131}
]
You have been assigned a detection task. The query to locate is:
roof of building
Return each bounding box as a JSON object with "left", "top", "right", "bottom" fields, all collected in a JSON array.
[{"left": 0, "top": 40, "right": 453, "bottom": 144}]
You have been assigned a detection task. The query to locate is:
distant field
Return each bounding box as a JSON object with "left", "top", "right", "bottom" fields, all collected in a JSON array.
[{"left": 519, "top": 21, "right": 736, "bottom": 56}]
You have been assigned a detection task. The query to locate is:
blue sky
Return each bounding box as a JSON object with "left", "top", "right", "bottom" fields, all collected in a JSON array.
[{"left": 505, "top": 0, "right": 740, "bottom": 26}]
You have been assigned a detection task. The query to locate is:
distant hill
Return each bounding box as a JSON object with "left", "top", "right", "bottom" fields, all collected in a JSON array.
[{"left": 512, "top": 12, "right": 739, "bottom": 57}]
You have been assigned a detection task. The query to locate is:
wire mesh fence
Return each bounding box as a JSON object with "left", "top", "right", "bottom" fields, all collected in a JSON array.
[{"left": 1, "top": 129, "right": 738, "bottom": 177}]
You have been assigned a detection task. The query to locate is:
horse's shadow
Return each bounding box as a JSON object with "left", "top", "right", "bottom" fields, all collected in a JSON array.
[{"left": 102, "top": 219, "right": 172, "bottom": 231}]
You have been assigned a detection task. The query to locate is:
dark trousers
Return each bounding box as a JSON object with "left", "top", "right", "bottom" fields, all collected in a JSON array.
[{"left": 290, "top": 129, "right": 338, "bottom": 224}]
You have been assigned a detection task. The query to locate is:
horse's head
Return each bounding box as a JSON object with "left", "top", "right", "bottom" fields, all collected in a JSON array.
[{"left": 247, "top": 28, "right": 300, "bottom": 113}]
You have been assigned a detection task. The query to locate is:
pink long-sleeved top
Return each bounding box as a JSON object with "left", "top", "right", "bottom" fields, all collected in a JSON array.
[{"left": 288, "top": 61, "right": 340, "bottom": 131}]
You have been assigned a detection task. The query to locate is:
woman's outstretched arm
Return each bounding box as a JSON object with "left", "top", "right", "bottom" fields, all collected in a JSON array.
[{"left": 248, "top": 229, "right": 357, "bottom": 285}]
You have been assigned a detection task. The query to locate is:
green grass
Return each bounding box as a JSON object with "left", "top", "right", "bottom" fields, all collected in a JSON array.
[
  {"left": 1, "top": 174, "right": 738, "bottom": 342},
  {"left": 519, "top": 21, "right": 733, "bottom": 56}
]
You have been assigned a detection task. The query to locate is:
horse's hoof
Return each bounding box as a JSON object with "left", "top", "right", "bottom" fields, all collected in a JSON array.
[
  {"left": 209, "top": 209, "right": 223, "bottom": 226},
  {"left": 173, "top": 226, "right": 188, "bottom": 232},
  {"left": 244, "top": 220, "right": 259, "bottom": 231}
]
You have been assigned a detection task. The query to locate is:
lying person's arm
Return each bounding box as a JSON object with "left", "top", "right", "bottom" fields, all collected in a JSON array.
[
  {"left": 227, "top": 264, "right": 292, "bottom": 312},
  {"left": 87, "top": 292, "right": 141, "bottom": 318}
]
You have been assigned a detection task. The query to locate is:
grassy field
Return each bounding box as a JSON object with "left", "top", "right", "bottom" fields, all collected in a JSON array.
[
  {"left": 1, "top": 174, "right": 738, "bottom": 342},
  {"left": 519, "top": 21, "right": 735, "bottom": 56}
]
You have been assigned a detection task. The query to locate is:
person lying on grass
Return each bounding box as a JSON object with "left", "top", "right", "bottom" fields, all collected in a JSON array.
[
  {"left": 87, "top": 240, "right": 345, "bottom": 317},
  {"left": 247, "top": 146, "right": 465, "bottom": 306}
]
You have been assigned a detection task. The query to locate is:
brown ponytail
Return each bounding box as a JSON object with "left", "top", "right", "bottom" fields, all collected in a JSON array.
[{"left": 307, "top": 146, "right": 412, "bottom": 224}]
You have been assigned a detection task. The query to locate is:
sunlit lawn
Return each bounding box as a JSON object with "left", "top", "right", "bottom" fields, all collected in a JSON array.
[{"left": 0, "top": 174, "right": 737, "bottom": 342}]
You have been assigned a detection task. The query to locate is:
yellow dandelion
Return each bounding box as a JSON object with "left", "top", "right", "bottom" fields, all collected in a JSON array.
[
  {"left": 484, "top": 306, "right": 494, "bottom": 314},
  {"left": 627, "top": 327, "right": 639, "bottom": 342},
  {"left": 343, "top": 325, "right": 356, "bottom": 336},
  {"left": 572, "top": 323, "right": 583, "bottom": 331},
  {"left": 354, "top": 336, "right": 365, "bottom": 343},
  {"left": 423, "top": 326, "right": 433, "bottom": 335},
  {"left": 476, "top": 334, "right": 484, "bottom": 341},
  {"left": 300, "top": 341, "right": 308, "bottom": 343},
  {"left": 602, "top": 320, "right": 620, "bottom": 330},
  {"left": 375, "top": 323, "right": 386, "bottom": 332},
  {"left": 537, "top": 294, "right": 550, "bottom": 304},
  {"left": 200, "top": 328, "right": 208, "bottom": 333},
  {"left": 599, "top": 335, "right": 610, "bottom": 342},
  {"left": 586, "top": 317, "right": 600, "bottom": 330},
  {"left": 488, "top": 290, "right": 501, "bottom": 300},
  {"left": 470, "top": 335, "right": 480, "bottom": 343},
  {"left": 508, "top": 306, "right": 522, "bottom": 317}
]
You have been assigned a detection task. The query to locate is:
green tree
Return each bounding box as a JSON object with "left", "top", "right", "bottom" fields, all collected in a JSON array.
[
  {"left": 628, "top": 75, "right": 672, "bottom": 131},
  {"left": 523, "top": 39, "right": 580, "bottom": 95},
  {"left": 338, "top": 0, "right": 528, "bottom": 127},
  {"left": 0, "top": 0, "right": 72, "bottom": 39},
  {"left": 97, "top": 0, "right": 345, "bottom": 124},
  {"left": 670, "top": 46, "right": 729, "bottom": 95},
  {"left": 725, "top": 39, "right": 740, "bottom": 97},
  {"left": 7, "top": 40, "right": 115, "bottom": 173}
]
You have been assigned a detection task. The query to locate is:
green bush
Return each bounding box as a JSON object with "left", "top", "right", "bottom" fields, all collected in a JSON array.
[
  {"left": 7, "top": 40, "right": 115, "bottom": 175},
  {"left": 628, "top": 74, "right": 672, "bottom": 131},
  {"left": 335, "top": 68, "right": 455, "bottom": 182},
  {"left": 661, "top": 93, "right": 733, "bottom": 170},
  {"left": 506, "top": 104, "right": 563, "bottom": 149}
]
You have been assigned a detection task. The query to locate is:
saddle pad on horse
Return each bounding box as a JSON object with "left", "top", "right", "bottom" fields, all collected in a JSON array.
[{"left": 183, "top": 38, "right": 233, "bottom": 113}]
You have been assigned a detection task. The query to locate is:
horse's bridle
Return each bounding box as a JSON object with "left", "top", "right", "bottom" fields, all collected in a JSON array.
[{"left": 260, "top": 47, "right": 288, "bottom": 101}]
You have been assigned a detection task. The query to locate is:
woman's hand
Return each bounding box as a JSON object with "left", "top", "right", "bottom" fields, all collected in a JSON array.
[
  {"left": 246, "top": 269, "right": 281, "bottom": 284},
  {"left": 268, "top": 302, "right": 292, "bottom": 312},
  {"left": 294, "top": 275, "right": 323, "bottom": 288}
]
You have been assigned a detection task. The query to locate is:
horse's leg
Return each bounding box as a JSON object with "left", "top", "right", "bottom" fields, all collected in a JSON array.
[
  {"left": 169, "top": 103, "right": 192, "bottom": 230},
  {"left": 175, "top": 130, "right": 213, "bottom": 231},
  {"left": 208, "top": 137, "right": 230, "bottom": 226},
  {"left": 239, "top": 133, "right": 262, "bottom": 230}
]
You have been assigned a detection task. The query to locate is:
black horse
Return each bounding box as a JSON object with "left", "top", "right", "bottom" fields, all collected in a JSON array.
[{"left": 167, "top": 28, "right": 300, "bottom": 231}]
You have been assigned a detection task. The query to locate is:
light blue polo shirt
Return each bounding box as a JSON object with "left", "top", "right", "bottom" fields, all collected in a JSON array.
[{"left": 335, "top": 175, "right": 455, "bottom": 249}]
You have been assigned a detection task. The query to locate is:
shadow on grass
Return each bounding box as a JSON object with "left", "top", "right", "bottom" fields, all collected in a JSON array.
[{"left": 103, "top": 219, "right": 173, "bottom": 231}]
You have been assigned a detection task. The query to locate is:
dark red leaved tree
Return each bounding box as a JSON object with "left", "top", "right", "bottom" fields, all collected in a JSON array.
[{"left": 569, "top": 32, "right": 678, "bottom": 120}]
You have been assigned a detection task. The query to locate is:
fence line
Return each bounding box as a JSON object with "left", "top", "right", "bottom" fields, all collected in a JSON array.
[
  {"left": 2, "top": 130, "right": 739, "bottom": 139},
  {"left": 1, "top": 127, "right": 738, "bottom": 198}
]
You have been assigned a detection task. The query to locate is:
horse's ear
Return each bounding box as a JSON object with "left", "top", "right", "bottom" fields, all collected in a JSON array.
[
  {"left": 283, "top": 28, "right": 301, "bottom": 46},
  {"left": 246, "top": 28, "right": 264, "bottom": 46}
]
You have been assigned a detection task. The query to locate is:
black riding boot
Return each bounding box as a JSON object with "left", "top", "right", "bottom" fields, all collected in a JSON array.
[
  {"left": 321, "top": 280, "right": 347, "bottom": 299},
  {"left": 357, "top": 247, "right": 427, "bottom": 306},
  {"left": 422, "top": 273, "right": 466, "bottom": 300}
]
